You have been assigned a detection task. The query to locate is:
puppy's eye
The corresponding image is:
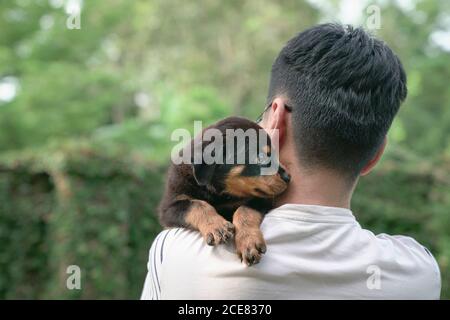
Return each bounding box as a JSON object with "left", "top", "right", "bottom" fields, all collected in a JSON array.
[{"left": 257, "top": 152, "right": 270, "bottom": 165}]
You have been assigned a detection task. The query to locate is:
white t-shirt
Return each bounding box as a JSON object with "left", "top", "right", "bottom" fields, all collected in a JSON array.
[{"left": 141, "top": 204, "right": 441, "bottom": 299}]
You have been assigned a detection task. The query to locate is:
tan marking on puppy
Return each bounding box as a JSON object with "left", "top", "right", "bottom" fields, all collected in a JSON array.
[
  {"left": 233, "top": 206, "right": 267, "bottom": 266},
  {"left": 185, "top": 200, "right": 235, "bottom": 246},
  {"left": 174, "top": 194, "right": 192, "bottom": 202},
  {"left": 228, "top": 165, "right": 245, "bottom": 176},
  {"left": 225, "top": 173, "right": 288, "bottom": 198}
]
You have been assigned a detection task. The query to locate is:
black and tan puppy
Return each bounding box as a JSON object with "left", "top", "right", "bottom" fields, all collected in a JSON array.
[{"left": 158, "top": 116, "right": 290, "bottom": 265}]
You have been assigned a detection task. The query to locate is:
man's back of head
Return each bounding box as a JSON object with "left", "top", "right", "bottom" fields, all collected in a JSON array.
[{"left": 267, "top": 23, "right": 407, "bottom": 178}]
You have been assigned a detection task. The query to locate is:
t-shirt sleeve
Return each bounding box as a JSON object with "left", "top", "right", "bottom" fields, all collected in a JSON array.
[
  {"left": 140, "top": 229, "right": 178, "bottom": 300},
  {"left": 376, "top": 233, "right": 441, "bottom": 299}
]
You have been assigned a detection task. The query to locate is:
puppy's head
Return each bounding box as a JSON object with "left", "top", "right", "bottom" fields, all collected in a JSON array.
[{"left": 191, "top": 117, "right": 290, "bottom": 199}]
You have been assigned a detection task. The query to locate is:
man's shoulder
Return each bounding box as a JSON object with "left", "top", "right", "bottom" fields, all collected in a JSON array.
[
  {"left": 149, "top": 228, "right": 209, "bottom": 262},
  {"left": 360, "top": 230, "right": 441, "bottom": 297},
  {"left": 368, "top": 231, "right": 438, "bottom": 266},
  {"left": 153, "top": 228, "right": 201, "bottom": 244},
  {"left": 149, "top": 228, "right": 198, "bottom": 254}
]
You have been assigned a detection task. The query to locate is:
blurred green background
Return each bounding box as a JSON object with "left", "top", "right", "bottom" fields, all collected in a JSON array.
[{"left": 0, "top": 0, "right": 449, "bottom": 299}]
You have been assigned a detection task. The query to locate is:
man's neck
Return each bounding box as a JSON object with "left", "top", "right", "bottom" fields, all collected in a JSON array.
[{"left": 274, "top": 165, "right": 355, "bottom": 209}]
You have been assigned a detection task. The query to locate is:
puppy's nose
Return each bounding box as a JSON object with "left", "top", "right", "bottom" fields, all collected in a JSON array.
[{"left": 279, "top": 168, "right": 291, "bottom": 183}]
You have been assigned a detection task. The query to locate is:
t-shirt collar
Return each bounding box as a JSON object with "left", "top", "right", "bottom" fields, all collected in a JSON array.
[{"left": 266, "top": 203, "right": 356, "bottom": 223}]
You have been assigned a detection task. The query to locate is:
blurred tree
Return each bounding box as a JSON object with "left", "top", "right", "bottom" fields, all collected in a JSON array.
[{"left": 0, "top": 0, "right": 319, "bottom": 154}]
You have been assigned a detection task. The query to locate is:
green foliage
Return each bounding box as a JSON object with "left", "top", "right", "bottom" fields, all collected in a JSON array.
[
  {"left": 0, "top": 145, "right": 163, "bottom": 299},
  {"left": 0, "top": 169, "right": 54, "bottom": 299}
]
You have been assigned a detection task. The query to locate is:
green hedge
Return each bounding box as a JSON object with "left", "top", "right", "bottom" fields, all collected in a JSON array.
[
  {"left": 0, "top": 146, "right": 163, "bottom": 299},
  {"left": 0, "top": 147, "right": 448, "bottom": 299}
]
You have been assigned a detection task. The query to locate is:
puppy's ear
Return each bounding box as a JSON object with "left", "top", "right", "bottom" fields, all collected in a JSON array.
[
  {"left": 191, "top": 140, "right": 216, "bottom": 186},
  {"left": 192, "top": 163, "right": 216, "bottom": 186}
]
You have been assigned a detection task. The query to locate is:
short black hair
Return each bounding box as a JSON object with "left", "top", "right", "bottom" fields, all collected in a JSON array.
[{"left": 267, "top": 23, "right": 407, "bottom": 177}]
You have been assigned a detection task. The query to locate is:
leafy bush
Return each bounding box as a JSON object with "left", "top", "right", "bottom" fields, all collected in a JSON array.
[{"left": 0, "top": 144, "right": 163, "bottom": 299}]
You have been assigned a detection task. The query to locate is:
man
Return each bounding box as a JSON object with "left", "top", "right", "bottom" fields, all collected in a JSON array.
[{"left": 141, "top": 24, "right": 441, "bottom": 299}]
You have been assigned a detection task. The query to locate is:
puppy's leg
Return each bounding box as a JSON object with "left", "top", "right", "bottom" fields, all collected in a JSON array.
[
  {"left": 233, "top": 206, "right": 267, "bottom": 266},
  {"left": 186, "top": 199, "right": 235, "bottom": 245},
  {"left": 161, "top": 196, "right": 235, "bottom": 246}
]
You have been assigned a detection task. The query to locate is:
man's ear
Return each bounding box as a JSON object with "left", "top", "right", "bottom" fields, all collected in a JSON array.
[
  {"left": 264, "top": 97, "right": 289, "bottom": 145},
  {"left": 360, "top": 137, "right": 387, "bottom": 176},
  {"left": 192, "top": 163, "right": 216, "bottom": 186}
]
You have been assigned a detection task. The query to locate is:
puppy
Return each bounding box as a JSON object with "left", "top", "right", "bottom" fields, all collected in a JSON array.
[{"left": 158, "top": 116, "right": 290, "bottom": 265}]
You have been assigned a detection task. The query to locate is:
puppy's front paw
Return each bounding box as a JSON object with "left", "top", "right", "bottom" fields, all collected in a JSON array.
[
  {"left": 235, "top": 228, "right": 266, "bottom": 266},
  {"left": 199, "top": 217, "right": 235, "bottom": 246}
]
